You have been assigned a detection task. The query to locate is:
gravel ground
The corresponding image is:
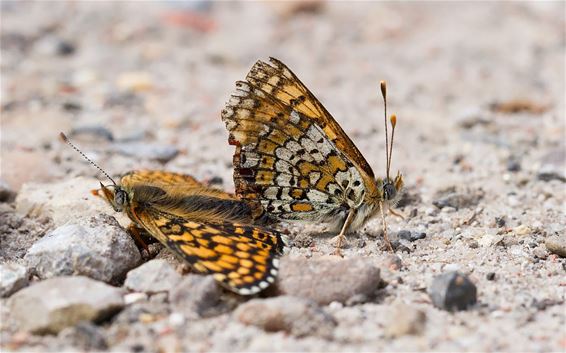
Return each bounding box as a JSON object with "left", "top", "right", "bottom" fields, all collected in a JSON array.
[{"left": 1, "top": 2, "right": 565, "bottom": 352}]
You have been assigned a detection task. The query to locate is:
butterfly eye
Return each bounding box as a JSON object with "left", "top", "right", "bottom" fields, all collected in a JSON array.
[
  {"left": 114, "top": 189, "right": 127, "bottom": 206},
  {"left": 383, "top": 182, "right": 397, "bottom": 201}
]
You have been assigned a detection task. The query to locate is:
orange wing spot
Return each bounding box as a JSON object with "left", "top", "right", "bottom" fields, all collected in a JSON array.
[
  {"left": 180, "top": 245, "right": 194, "bottom": 256},
  {"left": 254, "top": 271, "right": 264, "bottom": 280},
  {"left": 221, "top": 254, "right": 239, "bottom": 264},
  {"left": 238, "top": 266, "right": 251, "bottom": 275},
  {"left": 230, "top": 278, "right": 244, "bottom": 286},
  {"left": 243, "top": 275, "right": 255, "bottom": 284},
  {"left": 256, "top": 170, "right": 275, "bottom": 184},
  {"left": 256, "top": 264, "right": 266, "bottom": 273},
  {"left": 257, "top": 140, "right": 278, "bottom": 154},
  {"left": 299, "top": 179, "right": 310, "bottom": 188},
  {"left": 170, "top": 234, "right": 195, "bottom": 243},
  {"left": 259, "top": 156, "right": 275, "bottom": 169},
  {"left": 327, "top": 155, "right": 348, "bottom": 173},
  {"left": 323, "top": 126, "right": 338, "bottom": 140},
  {"left": 185, "top": 221, "right": 201, "bottom": 229},
  {"left": 202, "top": 261, "right": 223, "bottom": 272},
  {"left": 291, "top": 202, "right": 313, "bottom": 212},
  {"left": 240, "top": 259, "right": 254, "bottom": 268},
  {"left": 236, "top": 243, "right": 251, "bottom": 251},
  {"left": 213, "top": 273, "right": 226, "bottom": 281},
  {"left": 191, "top": 246, "right": 217, "bottom": 259},
  {"left": 212, "top": 235, "right": 232, "bottom": 245},
  {"left": 193, "top": 262, "right": 207, "bottom": 273},
  {"left": 315, "top": 174, "right": 335, "bottom": 191},
  {"left": 234, "top": 227, "right": 245, "bottom": 235},
  {"left": 267, "top": 129, "right": 288, "bottom": 146},
  {"left": 196, "top": 238, "right": 210, "bottom": 247},
  {"left": 216, "top": 260, "right": 236, "bottom": 270},
  {"left": 291, "top": 189, "right": 304, "bottom": 199},
  {"left": 252, "top": 254, "right": 268, "bottom": 265},
  {"left": 169, "top": 224, "right": 182, "bottom": 233},
  {"left": 214, "top": 244, "right": 234, "bottom": 255},
  {"left": 228, "top": 271, "right": 241, "bottom": 279},
  {"left": 235, "top": 250, "right": 251, "bottom": 259}
]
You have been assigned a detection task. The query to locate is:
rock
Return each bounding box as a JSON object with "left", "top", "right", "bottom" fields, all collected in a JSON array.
[
  {"left": 24, "top": 215, "right": 141, "bottom": 284},
  {"left": 0, "top": 263, "right": 29, "bottom": 297},
  {"left": 532, "top": 246, "right": 548, "bottom": 260},
  {"left": 383, "top": 254, "right": 403, "bottom": 271},
  {"left": 0, "top": 179, "right": 16, "bottom": 202},
  {"left": 58, "top": 322, "right": 107, "bottom": 351},
  {"left": 397, "top": 230, "right": 426, "bottom": 242},
  {"left": 486, "top": 272, "right": 496, "bottom": 281},
  {"left": 429, "top": 272, "right": 477, "bottom": 311},
  {"left": 385, "top": 302, "right": 426, "bottom": 337},
  {"left": 16, "top": 177, "right": 120, "bottom": 227},
  {"left": 234, "top": 296, "right": 336, "bottom": 338},
  {"left": 478, "top": 233, "right": 503, "bottom": 247},
  {"left": 545, "top": 235, "right": 566, "bottom": 258},
  {"left": 276, "top": 257, "right": 381, "bottom": 305},
  {"left": 111, "top": 143, "right": 179, "bottom": 163},
  {"left": 432, "top": 187, "right": 483, "bottom": 210},
  {"left": 512, "top": 225, "right": 531, "bottom": 236},
  {"left": 506, "top": 157, "right": 521, "bottom": 172},
  {"left": 169, "top": 275, "right": 224, "bottom": 318},
  {"left": 9, "top": 276, "right": 124, "bottom": 334},
  {"left": 124, "top": 259, "right": 182, "bottom": 294}
]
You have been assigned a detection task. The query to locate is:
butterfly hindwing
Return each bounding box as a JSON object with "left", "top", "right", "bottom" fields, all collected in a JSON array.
[
  {"left": 222, "top": 60, "right": 373, "bottom": 222},
  {"left": 133, "top": 202, "right": 286, "bottom": 295}
]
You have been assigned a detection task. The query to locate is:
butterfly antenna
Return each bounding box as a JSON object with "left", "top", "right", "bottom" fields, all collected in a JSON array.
[
  {"left": 388, "top": 115, "right": 397, "bottom": 178},
  {"left": 380, "top": 81, "right": 390, "bottom": 180},
  {"left": 59, "top": 132, "right": 117, "bottom": 186}
]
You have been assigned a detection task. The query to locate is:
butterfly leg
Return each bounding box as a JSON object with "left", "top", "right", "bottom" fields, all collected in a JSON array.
[
  {"left": 380, "top": 202, "right": 394, "bottom": 252},
  {"left": 331, "top": 208, "right": 356, "bottom": 256},
  {"left": 127, "top": 223, "right": 151, "bottom": 252}
]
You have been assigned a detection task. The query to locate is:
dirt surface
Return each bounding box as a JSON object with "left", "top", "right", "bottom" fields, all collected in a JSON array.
[{"left": 1, "top": 2, "right": 565, "bottom": 352}]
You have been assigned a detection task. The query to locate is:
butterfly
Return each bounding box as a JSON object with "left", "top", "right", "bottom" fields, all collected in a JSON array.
[
  {"left": 60, "top": 133, "right": 287, "bottom": 295},
  {"left": 221, "top": 57, "right": 403, "bottom": 253}
]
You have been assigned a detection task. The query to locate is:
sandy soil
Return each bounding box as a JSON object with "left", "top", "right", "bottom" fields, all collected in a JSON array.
[{"left": 1, "top": 1, "right": 565, "bottom": 352}]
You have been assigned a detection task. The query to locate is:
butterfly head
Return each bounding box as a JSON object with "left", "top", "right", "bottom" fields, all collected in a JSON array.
[
  {"left": 95, "top": 182, "right": 129, "bottom": 212},
  {"left": 378, "top": 171, "right": 404, "bottom": 205}
]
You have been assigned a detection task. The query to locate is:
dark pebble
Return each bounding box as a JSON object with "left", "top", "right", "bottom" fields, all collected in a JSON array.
[
  {"left": 208, "top": 176, "right": 223, "bottom": 185},
  {"left": 506, "top": 157, "right": 521, "bottom": 172},
  {"left": 397, "top": 230, "right": 426, "bottom": 242},
  {"left": 62, "top": 101, "right": 82, "bottom": 112},
  {"left": 429, "top": 272, "right": 477, "bottom": 311},
  {"left": 486, "top": 272, "right": 496, "bottom": 281},
  {"left": 56, "top": 40, "right": 76, "bottom": 56},
  {"left": 495, "top": 216, "right": 506, "bottom": 227},
  {"left": 537, "top": 172, "right": 566, "bottom": 183}
]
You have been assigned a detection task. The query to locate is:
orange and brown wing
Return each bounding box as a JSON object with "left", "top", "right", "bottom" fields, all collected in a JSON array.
[
  {"left": 245, "top": 57, "right": 375, "bottom": 179},
  {"left": 133, "top": 206, "right": 287, "bottom": 295},
  {"left": 222, "top": 59, "right": 375, "bottom": 221}
]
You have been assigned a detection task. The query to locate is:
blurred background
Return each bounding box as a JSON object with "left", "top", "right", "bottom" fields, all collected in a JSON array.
[{"left": 1, "top": 1, "right": 564, "bottom": 194}]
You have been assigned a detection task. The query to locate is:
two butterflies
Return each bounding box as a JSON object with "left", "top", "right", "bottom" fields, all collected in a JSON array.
[{"left": 63, "top": 58, "right": 402, "bottom": 295}]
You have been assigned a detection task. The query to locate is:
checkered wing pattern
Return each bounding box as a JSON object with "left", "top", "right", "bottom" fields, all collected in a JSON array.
[{"left": 222, "top": 58, "right": 377, "bottom": 222}]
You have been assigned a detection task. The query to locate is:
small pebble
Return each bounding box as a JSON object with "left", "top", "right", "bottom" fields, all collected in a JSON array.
[
  {"left": 495, "top": 216, "right": 506, "bottom": 227},
  {"left": 486, "top": 272, "right": 496, "bottom": 281},
  {"left": 545, "top": 235, "right": 566, "bottom": 258},
  {"left": 506, "top": 157, "right": 521, "bottom": 172},
  {"left": 397, "top": 230, "right": 426, "bottom": 242},
  {"left": 429, "top": 272, "right": 477, "bottom": 311}
]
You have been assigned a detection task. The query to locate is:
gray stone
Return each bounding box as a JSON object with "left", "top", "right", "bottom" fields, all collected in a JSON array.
[
  {"left": 0, "top": 263, "right": 29, "bottom": 297},
  {"left": 9, "top": 276, "right": 124, "bottom": 334},
  {"left": 24, "top": 215, "right": 141, "bottom": 284},
  {"left": 385, "top": 302, "right": 427, "bottom": 337},
  {"left": 15, "top": 177, "right": 122, "bottom": 228},
  {"left": 234, "top": 296, "right": 336, "bottom": 338},
  {"left": 276, "top": 257, "right": 381, "bottom": 305},
  {"left": 169, "top": 275, "right": 224, "bottom": 318},
  {"left": 429, "top": 272, "right": 477, "bottom": 311},
  {"left": 432, "top": 187, "right": 483, "bottom": 210},
  {"left": 124, "top": 259, "right": 182, "bottom": 294},
  {"left": 545, "top": 235, "right": 566, "bottom": 258}
]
